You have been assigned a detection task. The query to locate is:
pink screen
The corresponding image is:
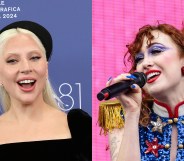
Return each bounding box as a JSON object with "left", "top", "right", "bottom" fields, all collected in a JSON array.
[{"left": 92, "top": 0, "right": 184, "bottom": 160}]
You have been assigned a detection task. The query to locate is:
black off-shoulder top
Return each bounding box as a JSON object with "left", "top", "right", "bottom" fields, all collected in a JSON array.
[{"left": 0, "top": 109, "right": 92, "bottom": 161}]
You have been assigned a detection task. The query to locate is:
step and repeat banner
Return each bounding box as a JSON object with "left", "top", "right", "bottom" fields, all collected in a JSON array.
[{"left": 0, "top": 0, "right": 92, "bottom": 115}]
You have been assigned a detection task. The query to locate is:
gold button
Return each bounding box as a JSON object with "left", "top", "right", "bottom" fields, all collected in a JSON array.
[
  {"left": 173, "top": 118, "right": 178, "bottom": 123},
  {"left": 165, "top": 144, "right": 170, "bottom": 149},
  {"left": 168, "top": 119, "right": 173, "bottom": 124},
  {"left": 178, "top": 144, "right": 183, "bottom": 149}
]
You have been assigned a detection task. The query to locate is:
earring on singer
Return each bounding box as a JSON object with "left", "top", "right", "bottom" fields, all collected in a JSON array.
[{"left": 181, "top": 66, "right": 184, "bottom": 75}]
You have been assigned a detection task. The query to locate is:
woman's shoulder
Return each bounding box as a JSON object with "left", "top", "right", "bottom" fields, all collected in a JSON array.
[
  {"left": 67, "top": 109, "right": 91, "bottom": 135},
  {"left": 67, "top": 108, "right": 91, "bottom": 120},
  {"left": 67, "top": 109, "right": 92, "bottom": 160}
]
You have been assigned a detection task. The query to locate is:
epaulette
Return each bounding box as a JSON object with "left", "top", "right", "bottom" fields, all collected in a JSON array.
[{"left": 98, "top": 99, "right": 124, "bottom": 135}]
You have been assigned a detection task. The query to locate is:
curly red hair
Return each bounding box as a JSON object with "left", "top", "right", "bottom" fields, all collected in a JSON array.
[{"left": 124, "top": 23, "right": 184, "bottom": 126}]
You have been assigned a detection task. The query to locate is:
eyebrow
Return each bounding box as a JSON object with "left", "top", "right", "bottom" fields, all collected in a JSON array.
[
  {"left": 146, "top": 42, "right": 163, "bottom": 48},
  {"left": 136, "top": 42, "right": 165, "bottom": 56},
  {"left": 5, "top": 49, "right": 42, "bottom": 55},
  {"left": 3, "top": 52, "right": 19, "bottom": 56}
]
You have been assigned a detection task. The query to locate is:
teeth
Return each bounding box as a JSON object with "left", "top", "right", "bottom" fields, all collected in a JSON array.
[
  {"left": 19, "top": 80, "right": 35, "bottom": 84},
  {"left": 147, "top": 72, "right": 160, "bottom": 80}
]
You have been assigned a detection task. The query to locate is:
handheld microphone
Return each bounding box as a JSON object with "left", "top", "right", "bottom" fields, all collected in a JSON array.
[{"left": 97, "top": 72, "right": 147, "bottom": 101}]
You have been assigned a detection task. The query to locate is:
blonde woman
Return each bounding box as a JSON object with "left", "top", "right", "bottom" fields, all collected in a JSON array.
[{"left": 0, "top": 20, "right": 91, "bottom": 161}]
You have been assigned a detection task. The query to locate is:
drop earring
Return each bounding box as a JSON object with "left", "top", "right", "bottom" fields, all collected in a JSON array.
[{"left": 181, "top": 66, "right": 184, "bottom": 75}]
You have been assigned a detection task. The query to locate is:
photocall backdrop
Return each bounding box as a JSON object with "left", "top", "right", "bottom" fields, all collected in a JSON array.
[
  {"left": 0, "top": 0, "right": 92, "bottom": 115},
  {"left": 93, "top": 0, "right": 184, "bottom": 160}
]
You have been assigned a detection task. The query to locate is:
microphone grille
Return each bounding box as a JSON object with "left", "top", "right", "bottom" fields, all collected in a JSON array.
[{"left": 132, "top": 72, "right": 147, "bottom": 87}]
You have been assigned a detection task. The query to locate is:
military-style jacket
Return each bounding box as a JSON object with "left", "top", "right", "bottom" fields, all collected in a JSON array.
[{"left": 140, "top": 100, "right": 184, "bottom": 161}]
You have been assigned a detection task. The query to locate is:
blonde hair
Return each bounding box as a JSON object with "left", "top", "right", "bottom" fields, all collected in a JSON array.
[{"left": 0, "top": 28, "right": 62, "bottom": 112}]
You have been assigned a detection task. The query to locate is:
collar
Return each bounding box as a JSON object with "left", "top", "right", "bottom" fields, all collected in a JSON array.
[{"left": 153, "top": 99, "right": 184, "bottom": 118}]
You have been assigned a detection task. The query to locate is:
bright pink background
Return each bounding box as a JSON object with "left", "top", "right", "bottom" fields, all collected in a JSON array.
[{"left": 92, "top": 1, "right": 184, "bottom": 160}]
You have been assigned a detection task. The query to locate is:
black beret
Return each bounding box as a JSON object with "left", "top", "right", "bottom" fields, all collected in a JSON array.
[{"left": 0, "top": 20, "right": 52, "bottom": 61}]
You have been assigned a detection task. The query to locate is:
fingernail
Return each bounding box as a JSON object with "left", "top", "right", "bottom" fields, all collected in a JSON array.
[
  {"left": 126, "top": 74, "right": 137, "bottom": 79},
  {"left": 131, "top": 84, "right": 136, "bottom": 89},
  {"left": 107, "top": 76, "right": 112, "bottom": 81}
]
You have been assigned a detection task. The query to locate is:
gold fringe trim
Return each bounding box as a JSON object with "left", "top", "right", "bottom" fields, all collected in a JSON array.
[{"left": 98, "top": 99, "right": 124, "bottom": 135}]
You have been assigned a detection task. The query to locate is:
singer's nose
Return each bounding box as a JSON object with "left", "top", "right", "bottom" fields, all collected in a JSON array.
[
  {"left": 142, "top": 56, "right": 154, "bottom": 69},
  {"left": 19, "top": 59, "right": 32, "bottom": 74}
]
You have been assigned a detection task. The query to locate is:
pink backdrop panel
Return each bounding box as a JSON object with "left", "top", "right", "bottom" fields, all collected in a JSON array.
[{"left": 92, "top": 0, "right": 184, "bottom": 160}]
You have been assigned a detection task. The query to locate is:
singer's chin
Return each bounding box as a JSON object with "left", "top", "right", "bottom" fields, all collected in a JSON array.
[{"left": 144, "top": 84, "right": 161, "bottom": 98}]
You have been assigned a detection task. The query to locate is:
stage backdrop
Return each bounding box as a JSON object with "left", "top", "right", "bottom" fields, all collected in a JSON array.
[
  {"left": 93, "top": 0, "right": 184, "bottom": 160},
  {"left": 0, "top": 0, "right": 92, "bottom": 115}
]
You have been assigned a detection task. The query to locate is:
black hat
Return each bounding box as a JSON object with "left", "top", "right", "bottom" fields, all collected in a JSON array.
[{"left": 0, "top": 20, "right": 52, "bottom": 61}]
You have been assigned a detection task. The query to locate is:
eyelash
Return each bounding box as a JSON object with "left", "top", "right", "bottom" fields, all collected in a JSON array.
[
  {"left": 135, "top": 47, "right": 165, "bottom": 64},
  {"left": 150, "top": 48, "right": 163, "bottom": 55},
  {"left": 135, "top": 55, "right": 144, "bottom": 64},
  {"left": 6, "top": 56, "right": 41, "bottom": 64},
  {"left": 31, "top": 56, "right": 41, "bottom": 60},
  {"left": 6, "top": 59, "right": 17, "bottom": 64},
  {"left": 135, "top": 58, "right": 144, "bottom": 64}
]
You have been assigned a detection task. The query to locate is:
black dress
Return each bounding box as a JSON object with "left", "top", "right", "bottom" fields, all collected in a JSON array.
[{"left": 0, "top": 109, "right": 92, "bottom": 161}]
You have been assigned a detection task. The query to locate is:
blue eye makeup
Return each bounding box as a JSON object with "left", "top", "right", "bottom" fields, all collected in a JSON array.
[
  {"left": 134, "top": 43, "right": 170, "bottom": 65},
  {"left": 148, "top": 43, "right": 169, "bottom": 55},
  {"left": 135, "top": 52, "right": 144, "bottom": 64}
]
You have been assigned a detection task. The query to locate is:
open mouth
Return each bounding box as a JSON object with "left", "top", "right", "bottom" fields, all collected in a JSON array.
[
  {"left": 17, "top": 79, "right": 36, "bottom": 88},
  {"left": 147, "top": 71, "right": 161, "bottom": 83}
]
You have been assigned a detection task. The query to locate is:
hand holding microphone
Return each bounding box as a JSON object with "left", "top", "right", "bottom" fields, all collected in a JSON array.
[{"left": 97, "top": 72, "right": 147, "bottom": 101}]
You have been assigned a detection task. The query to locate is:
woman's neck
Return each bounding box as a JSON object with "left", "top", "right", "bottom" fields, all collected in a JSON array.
[
  {"left": 154, "top": 91, "right": 184, "bottom": 113},
  {"left": 6, "top": 97, "right": 51, "bottom": 124}
]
